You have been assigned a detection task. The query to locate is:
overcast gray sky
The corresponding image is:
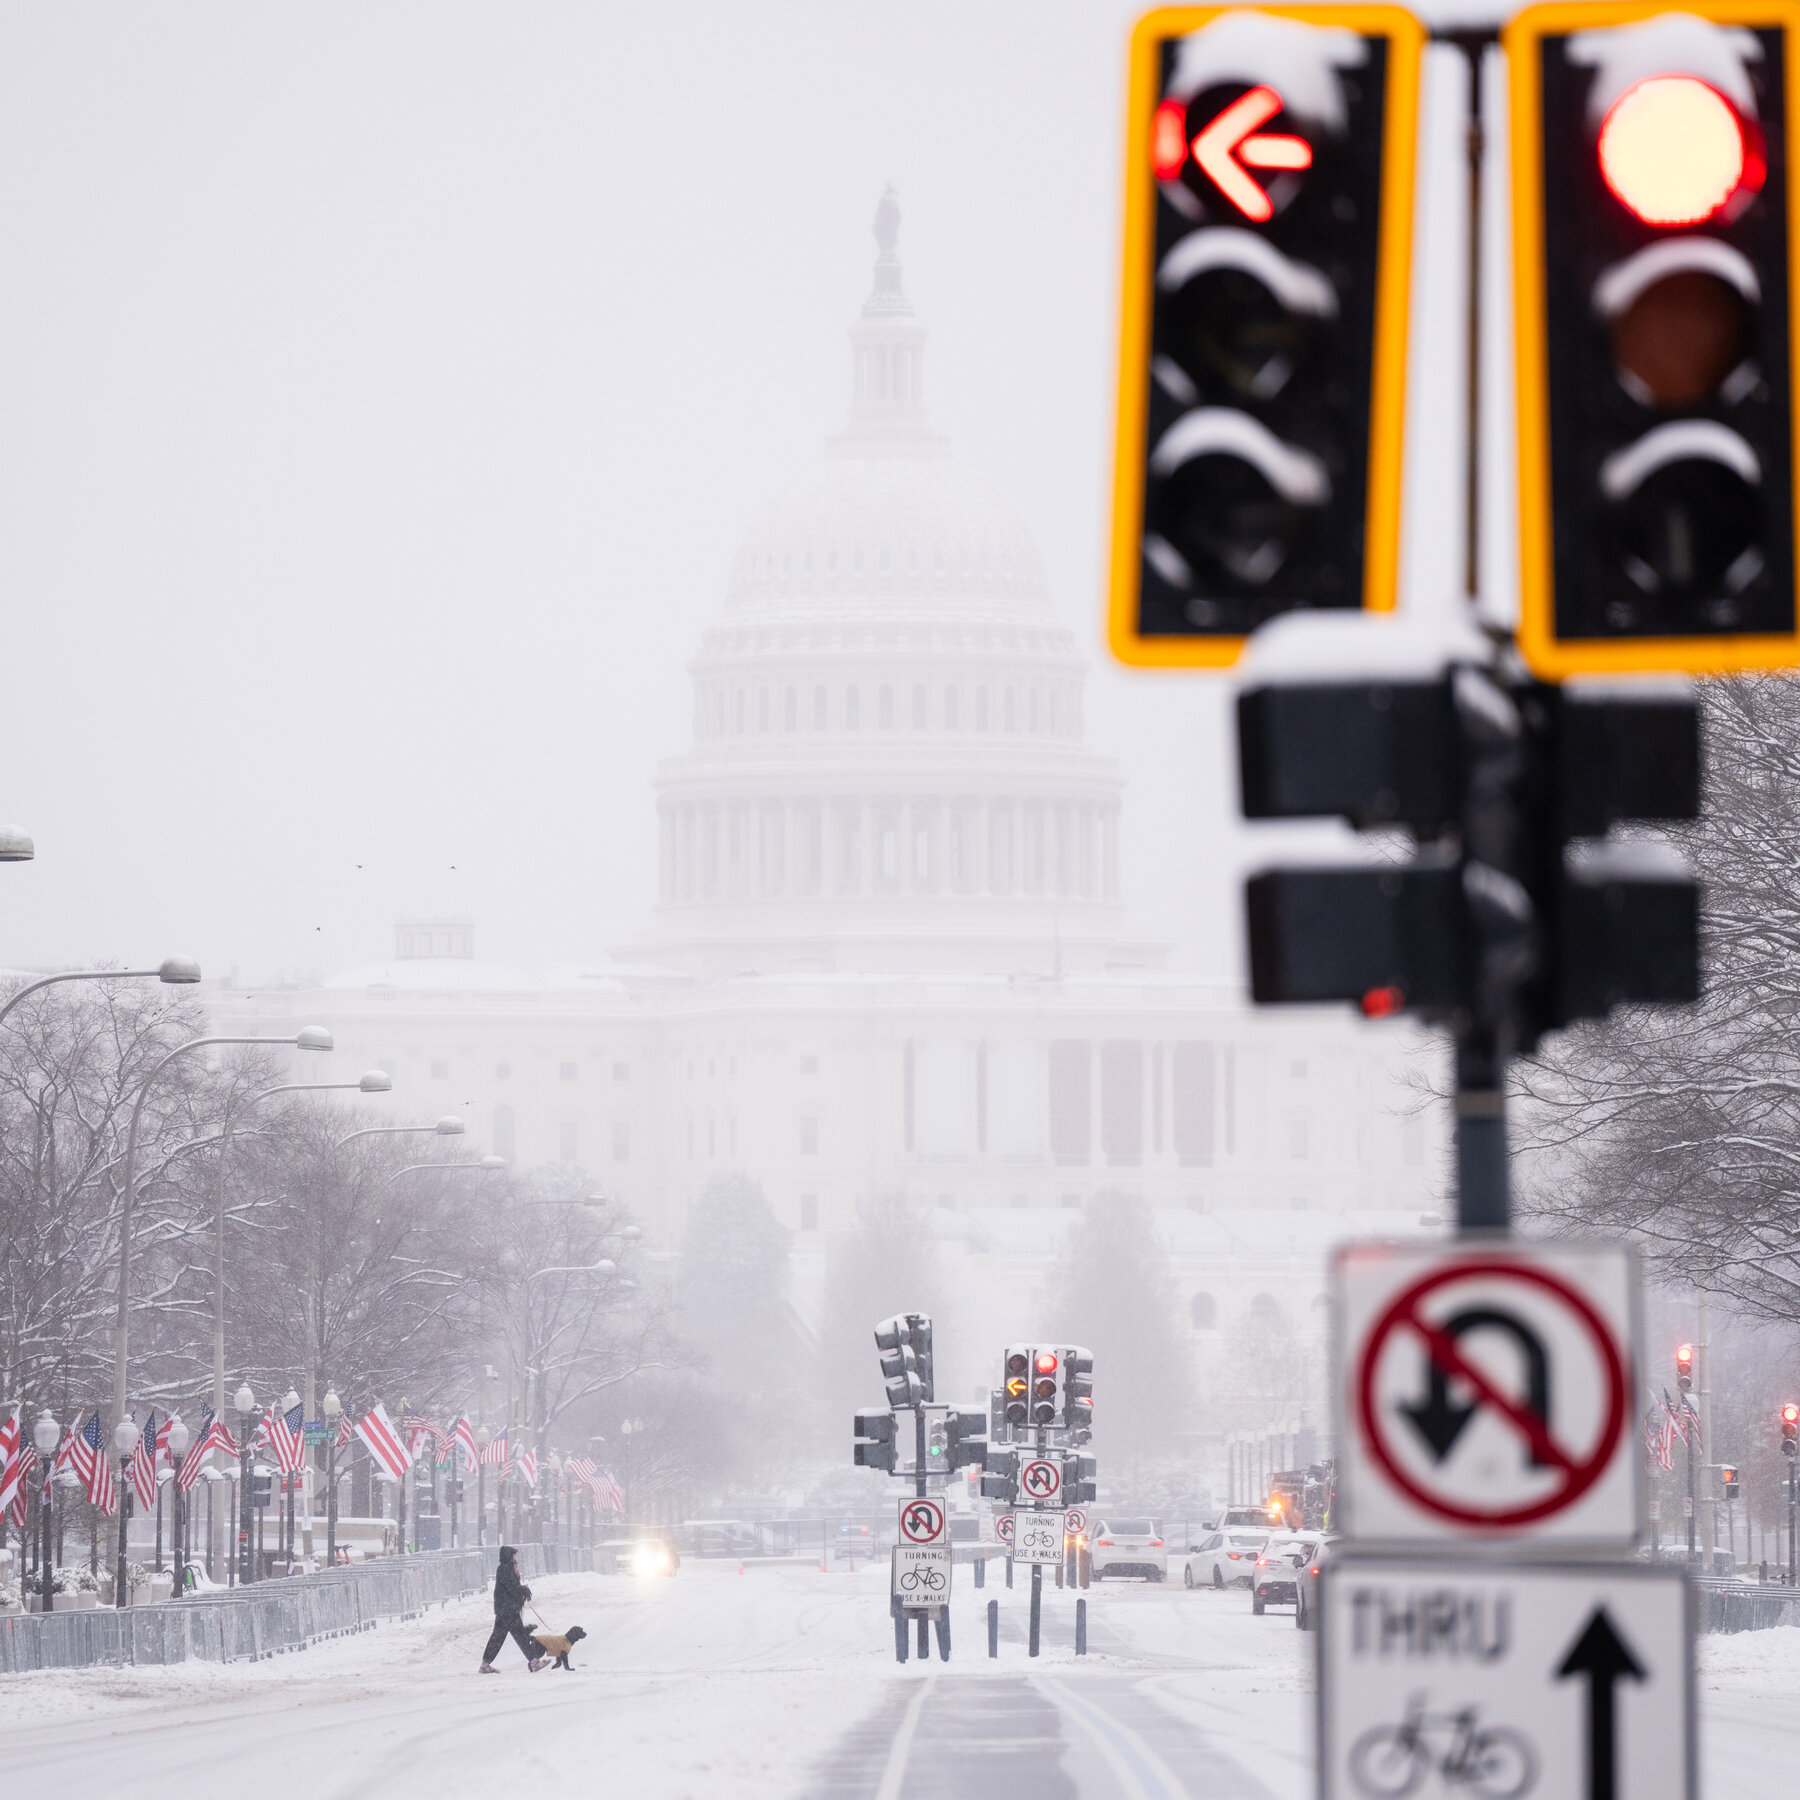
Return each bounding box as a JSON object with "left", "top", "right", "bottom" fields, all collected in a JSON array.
[{"left": 0, "top": 1, "right": 1499, "bottom": 985}]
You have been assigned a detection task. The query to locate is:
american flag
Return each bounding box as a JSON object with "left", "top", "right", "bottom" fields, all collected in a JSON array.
[
  {"left": 478, "top": 1432, "right": 508, "bottom": 1467},
  {"left": 593, "top": 1471, "right": 625, "bottom": 1512},
  {"left": 565, "top": 1454, "right": 596, "bottom": 1486},
  {"left": 55, "top": 1415, "right": 91, "bottom": 1486},
  {"left": 127, "top": 1411, "right": 158, "bottom": 1512},
  {"left": 266, "top": 1402, "right": 307, "bottom": 1477},
  {"left": 517, "top": 1447, "right": 538, "bottom": 1490},
  {"left": 1663, "top": 1386, "right": 1699, "bottom": 1449},
  {"left": 179, "top": 1412, "right": 233, "bottom": 1494},
  {"left": 0, "top": 1408, "right": 19, "bottom": 1515},
  {"left": 83, "top": 1411, "right": 116, "bottom": 1516},
  {"left": 401, "top": 1413, "right": 446, "bottom": 1459},
  {"left": 9, "top": 1444, "right": 36, "bottom": 1528},
  {"left": 335, "top": 1412, "right": 354, "bottom": 1450},
  {"left": 354, "top": 1402, "right": 413, "bottom": 1481},
  {"left": 452, "top": 1415, "right": 477, "bottom": 1472}
]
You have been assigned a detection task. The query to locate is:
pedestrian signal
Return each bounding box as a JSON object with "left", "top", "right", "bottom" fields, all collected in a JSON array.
[
  {"left": 1507, "top": 0, "right": 1800, "bottom": 676},
  {"left": 1107, "top": 5, "right": 1424, "bottom": 667}
]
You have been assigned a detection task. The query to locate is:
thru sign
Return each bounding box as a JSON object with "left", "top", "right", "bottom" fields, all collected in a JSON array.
[
  {"left": 1333, "top": 1242, "right": 1639, "bottom": 1544},
  {"left": 1320, "top": 1552, "right": 1692, "bottom": 1800}
]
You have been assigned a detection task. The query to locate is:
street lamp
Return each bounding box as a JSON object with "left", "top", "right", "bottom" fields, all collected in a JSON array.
[
  {"left": 380, "top": 1155, "right": 506, "bottom": 1190},
  {"left": 166, "top": 1415, "right": 190, "bottom": 1598},
  {"left": 321, "top": 1387, "right": 342, "bottom": 1570},
  {"left": 112, "top": 1027, "right": 333, "bottom": 1464},
  {"left": 0, "top": 955, "right": 203, "bottom": 1035},
  {"left": 0, "top": 824, "right": 33, "bottom": 862},
  {"left": 32, "top": 1410, "right": 57, "bottom": 1612},
  {"left": 112, "top": 1414, "right": 140, "bottom": 1610},
  {"left": 335, "top": 1115, "right": 465, "bottom": 1150},
  {"left": 234, "top": 1383, "right": 259, "bottom": 1587}
]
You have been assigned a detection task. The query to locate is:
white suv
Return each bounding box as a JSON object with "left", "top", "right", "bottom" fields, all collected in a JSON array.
[{"left": 1091, "top": 1518, "right": 1168, "bottom": 1582}]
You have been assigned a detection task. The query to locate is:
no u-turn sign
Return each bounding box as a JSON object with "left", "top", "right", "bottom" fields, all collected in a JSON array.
[{"left": 1334, "top": 1242, "right": 1641, "bottom": 1545}]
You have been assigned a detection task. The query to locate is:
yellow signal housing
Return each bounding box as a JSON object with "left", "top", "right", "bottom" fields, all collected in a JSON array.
[{"left": 1107, "top": 5, "right": 1424, "bottom": 670}]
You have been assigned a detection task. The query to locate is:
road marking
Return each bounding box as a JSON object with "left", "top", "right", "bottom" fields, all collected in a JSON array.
[
  {"left": 871, "top": 1673, "right": 934, "bottom": 1800},
  {"left": 1032, "top": 1676, "right": 1189, "bottom": 1800}
]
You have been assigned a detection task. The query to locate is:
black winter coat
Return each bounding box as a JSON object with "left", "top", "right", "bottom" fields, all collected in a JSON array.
[{"left": 493, "top": 1548, "right": 531, "bottom": 1620}]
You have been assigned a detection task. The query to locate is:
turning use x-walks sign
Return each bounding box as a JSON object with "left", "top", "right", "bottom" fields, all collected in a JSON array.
[{"left": 1333, "top": 1242, "right": 1641, "bottom": 1544}]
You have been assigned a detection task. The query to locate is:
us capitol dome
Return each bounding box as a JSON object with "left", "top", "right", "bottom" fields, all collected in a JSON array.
[{"left": 646, "top": 189, "right": 1154, "bottom": 977}]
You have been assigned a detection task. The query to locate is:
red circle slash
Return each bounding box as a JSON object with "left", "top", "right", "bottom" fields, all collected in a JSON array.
[{"left": 1356, "top": 1257, "right": 1627, "bottom": 1528}]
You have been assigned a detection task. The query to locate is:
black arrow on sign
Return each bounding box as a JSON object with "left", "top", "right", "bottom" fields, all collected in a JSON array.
[
  {"left": 1556, "top": 1606, "right": 1646, "bottom": 1800},
  {"left": 1399, "top": 1306, "right": 1552, "bottom": 1464}
]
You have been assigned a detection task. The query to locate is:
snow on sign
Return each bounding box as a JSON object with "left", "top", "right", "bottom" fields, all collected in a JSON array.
[
  {"left": 1014, "top": 1511, "right": 1066, "bottom": 1564},
  {"left": 1334, "top": 1241, "right": 1640, "bottom": 1544},
  {"left": 1319, "top": 1552, "right": 1693, "bottom": 1800},
  {"left": 1019, "top": 1458, "right": 1062, "bottom": 1505},
  {"left": 897, "top": 1497, "right": 946, "bottom": 1546}
]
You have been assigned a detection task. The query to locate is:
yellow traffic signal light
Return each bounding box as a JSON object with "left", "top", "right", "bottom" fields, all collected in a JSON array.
[
  {"left": 1108, "top": 5, "right": 1424, "bottom": 668},
  {"left": 1507, "top": 0, "right": 1800, "bottom": 677}
]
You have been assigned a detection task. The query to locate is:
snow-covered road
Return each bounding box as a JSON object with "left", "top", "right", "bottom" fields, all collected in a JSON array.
[{"left": 1, "top": 1562, "right": 1797, "bottom": 1796}]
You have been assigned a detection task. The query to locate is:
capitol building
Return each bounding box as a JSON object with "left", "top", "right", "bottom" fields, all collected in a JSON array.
[{"left": 215, "top": 197, "right": 1447, "bottom": 1394}]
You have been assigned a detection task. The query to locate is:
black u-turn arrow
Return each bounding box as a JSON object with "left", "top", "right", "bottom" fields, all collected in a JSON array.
[{"left": 1399, "top": 1306, "right": 1552, "bottom": 1464}]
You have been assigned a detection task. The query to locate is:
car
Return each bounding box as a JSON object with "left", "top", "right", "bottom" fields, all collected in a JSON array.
[
  {"left": 1251, "top": 1533, "right": 1319, "bottom": 1615},
  {"left": 1295, "top": 1536, "right": 1335, "bottom": 1630},
  {"left": 1216, "top": 1505, "right": 1277, "bottom": 1533},
  {"left": 1090, "top": 1518, "right": 1167, "bottom": 1582},
  {"left": 1182, "top": 1528, "right": 1269, "bottom": 1590},
  {"left": 601, "top": 1534, "right": 681, "bottom": 1577}
]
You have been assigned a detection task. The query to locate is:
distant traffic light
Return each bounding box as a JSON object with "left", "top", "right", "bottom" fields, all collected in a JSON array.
[
  {"left": 1062, "top": 1348, "right": 1095, "bottom": 1436},
  {"left": 1676, "top": 1343, "right": 1694, "bottom": 1393},
  {"left": 944, "top": 1410, "right": 988, "bottom": 1472},
  {"left": 1722, "top": 1465, "right": 1740, "bottom": 1500},
  {"left": 1107, "top": 5, "right": 1425, "bottom": 666},
  {"left": 1239, "top": 668, "right": 1700, "bottom": 1046},
  {"left": 875, "top": 1314, "right": 933, "bottom": 1409},
  {"left": 852, "top": 1410, "right": 897, "bottom": 1474},
  {"left": 1783, "top": 1402, "right": 1798, "bottom": 1457},
  {"left": 1506, "top": 2, "right": 1800, "bottom": 677},
  {"left": 1003, "top": 1350, "right": 1031, "bottom": 1430}
]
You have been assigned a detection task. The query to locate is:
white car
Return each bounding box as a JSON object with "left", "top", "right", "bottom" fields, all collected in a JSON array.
[
  {"left": 1090, "top": 1518, "right": 1168, "bottom": 1582},
  {"left": 1182, "top": 1527, "right": 1269, "bottom": 1589}
]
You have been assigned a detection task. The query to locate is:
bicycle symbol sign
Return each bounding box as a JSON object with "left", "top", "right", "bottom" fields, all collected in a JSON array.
[
  {"left": 898, "top": 1497, "right": 946, "bottom": 1545},
  {"left": 1020, "top": 1458, "right": 1061, "bottom": 1503},
  {"left": 897, "top": 1562, "right": 948, "bottom": 1595},
  {"left": 1336, "top": 1243, "right": 1638, "bottom": 1542}
]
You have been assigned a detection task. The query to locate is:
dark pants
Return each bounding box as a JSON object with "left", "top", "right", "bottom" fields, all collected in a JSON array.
[{"left": 483, "top": 1615, "right": 537, "bottom": 1664}]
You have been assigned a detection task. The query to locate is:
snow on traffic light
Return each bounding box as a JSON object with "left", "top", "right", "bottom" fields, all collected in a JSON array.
[
  {"left": 1107, "top": 6, "right": 1424, "bottom": 667},
  {"left": 1507, "top": 1, "right": 1800, "bottom": 676}
]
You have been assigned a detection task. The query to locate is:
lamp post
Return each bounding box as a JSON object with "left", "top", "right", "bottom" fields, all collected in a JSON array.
[
  {"left": 112, "top": 1027, "right": 333, "bottom": 1466},
  {"left": 235, "top": 1383, "right": 260, "bottom": 1586},
  {"left": 0, "top": 955, "right": 201, "bottom": 1035},
  {"left": 112, "top": 1414, "right": 140, "bottom": 1610},
  {"left": 335, "top": 1115, "right": 465, "bottom": 1150},
  {"left": 166, "top": 1415, "right": 190, "bottom": 1598},
  {"left": 321, "top": 1387, "right": 342, "bottom": 1569},
  {"left": 380, "top": 1153, "right": 505, "bottom": 1189},
  {"left": 279, "top": 1387, "right": 300, "bottom": 1567},
  {"left": 32, "top": 1410, "right": 57, "bottom": 1612}
]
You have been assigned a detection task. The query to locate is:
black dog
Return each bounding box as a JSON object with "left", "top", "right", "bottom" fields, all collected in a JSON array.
[{"left": 528, "top": 1625, "right": 587, "bottom": 1670}]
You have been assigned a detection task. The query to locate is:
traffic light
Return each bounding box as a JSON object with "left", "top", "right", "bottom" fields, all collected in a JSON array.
[
  {"left": 1722, "top": 1465, "right": 1740, "bottom": 1500},
  {"left": 1782, "top": 1402, "right": 1798, "bottom": 1456},
  {"left": 1507, "top": 1, "right": 1800, "bottom": 677},
  {"left": 1031, "top": 1348, "right": 1061, "bottom": 1426},
  {"left": 1062, "top": 1348, "right": 1095, "bottom": 1436},
  {"left": 1239, "top": 659, "right": 1700, "bottom": 1049},
  {"left": 944, "top": 1410, "right": 988, "bottom": 1472},
  {"left": 1063, "top": 1454, "right": 1099, "bottom": 1506},
  {"left": 1003, "top": 1348, "right": 1032, "bottom": 1432},
  {"left": 1107, "top": 5, "right": 1424, "bottom": 667},
  {"left": 852, "top": 1410, "right": 897, "bottom": 1474},
  {"left": 980, "top": 1447, "right": 1019, "bottom": 1502},
  {"left": 1676, "top": 1343, "right": 1694, "bottom": 1393},
  {"left": 875, "top": 1315, "right": 932, "bottom": 1409},
  {"left": 925, "top": 1407, "right": 950, "bottom": 1472}
]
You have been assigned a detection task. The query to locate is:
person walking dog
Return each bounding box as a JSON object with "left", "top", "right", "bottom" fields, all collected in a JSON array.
[{"left": 479, "top": 1546, "right": 544, "bottom": 1672}]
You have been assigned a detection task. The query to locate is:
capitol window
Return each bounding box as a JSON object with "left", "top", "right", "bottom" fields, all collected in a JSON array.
[
  {"left": 758, "top": 690, "right": 770, "bottom": 731},
  {"left": 801, "top": 1116, "right": 818, "bottom": 1155},
  {"left": 879, "top": 685, "right": 894, "bottom": 729},
  {"left": 976, "top": 687, "right": 989, "bottom": 731},
  {"left": 847, "top": 688, "right": 860, "bottom": 730},
  {"left": 784, "top": 688, "right": 797, "bottom": 731}
]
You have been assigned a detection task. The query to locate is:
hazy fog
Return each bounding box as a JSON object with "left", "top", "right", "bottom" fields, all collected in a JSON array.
[{"left": 0, "top": 0, "right": 1503, "bottom": 985}]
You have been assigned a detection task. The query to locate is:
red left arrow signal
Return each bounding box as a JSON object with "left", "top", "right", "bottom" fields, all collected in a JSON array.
[{"left": 1186, "top": 86, "right": 1313, "bottom": 222}]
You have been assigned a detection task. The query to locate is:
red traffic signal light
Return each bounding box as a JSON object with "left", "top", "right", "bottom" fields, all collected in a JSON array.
[
  {"left": 1598, "top": 75, "right": 1761, "bottom": 226},
  {"left": 1034, "top": 1352, "right": 1059, "bottom": 1376},
  {"left": 1782, "top": 1402, "right": 1798, "bottom": 1427}
]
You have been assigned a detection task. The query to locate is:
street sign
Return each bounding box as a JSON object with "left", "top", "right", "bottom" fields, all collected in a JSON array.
[
  {"left": 1320, "top": 1552, "right": 1693, "bottom": 1800},
  {"left": 1019, "top": 1457, "right": 1062, "bottom": 1506},
  {"left": 1014, "top": 1511, "right": 1067, "bottom": 1564},
  {"left": 1335, "top": 1241, "right": 1640, "bottom": 1544},
  {"left": 1064, "top": 1506, "right": 1087, "bottom": 1536},
  {"left": 897, "top": 1496, "right": 947, "bottom": 1547},
  {"left": 302, "top": 1422, "right": 329, "bottom": 1447},
  {"left": 891, "top": 1541, "right": 951, "bottom": 1610},
  {"left": 995, "top": 1513, "right": 1015, "bottom": 1545}
]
